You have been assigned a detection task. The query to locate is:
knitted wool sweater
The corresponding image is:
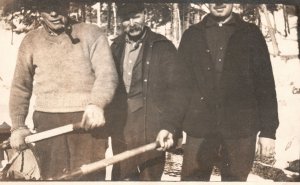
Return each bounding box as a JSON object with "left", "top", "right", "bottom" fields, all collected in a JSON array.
[{"left": 9, "top": 22, "right": 118, "bottom": 129}]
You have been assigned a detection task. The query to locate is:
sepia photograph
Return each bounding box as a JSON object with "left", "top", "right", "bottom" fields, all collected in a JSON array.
[{"left": 0, "top": 0, "right": 299, "bottom": 182}]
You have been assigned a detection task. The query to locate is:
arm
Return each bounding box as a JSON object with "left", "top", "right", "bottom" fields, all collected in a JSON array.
[
  {"left": 252, "top": 25, "right": 279, "bottom": 140},
  {"left": 81, "top": 34, "right": 118, "bottom": 130},
  {"left": 89, "top": 34, "right": 118, "bottom": 108},
  {"left": 251, "top": 25, "right": 279, "bottom": 158},
  {"left": 9, "top": 36, "right": 34, "bottom": 149},
  {"left": 156, "top": 40, "right": 191, "bottom": 150}
]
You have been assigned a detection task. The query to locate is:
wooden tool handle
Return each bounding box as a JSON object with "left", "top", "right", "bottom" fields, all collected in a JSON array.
[
  {"left": 1, "top": 122, "right": 81, "bottom": 149},
  {"left": 55, "top": 141, "right": 159, "bottom": 180},
  {"left": 25, "top": 123, "right": 77, "bottom": 144}
]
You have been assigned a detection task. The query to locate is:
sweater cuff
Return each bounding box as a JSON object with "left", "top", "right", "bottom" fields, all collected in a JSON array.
[
  {"left": 88, "top": 101, "right": 106, "bottom": 109},
  {"left": 259, "top": 129, "right": 276, "bottom": 140},
  {"left": 11, "top": 115, "right": 26, "bottom": 131}
]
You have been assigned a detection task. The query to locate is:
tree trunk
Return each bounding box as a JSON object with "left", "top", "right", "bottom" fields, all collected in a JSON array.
[
  {"left": 81, "top": 3, "right": 86, "bottom": 23},
  {"left": 112, "top": 2, "right": 117, "bottom": 36},
  {"left": 177, "top": 4, "right": 182, "bottom": 42},
  {"left": 107, "top": 2, "right": 112, "bottom": 33},
  {"left": 283, "top": 5, "right": 290, "bottom": 37},
  {"left": 96, "top": 2, "right": 101, "bottom": 27},
  {"left": 261, "top": 4, "right": 280, "bottom": 56},
  {"left": 185, "top": 4, "right": 190, "bottom": 31},
  {"left": 87, "top": 4, "right": 92, "bottom": 23},
  {"left": 296, "top": 5, "right": 300, "bottom": 59},
  {"left": 172, "top": 3, "right": 180, "bottom": 45}
]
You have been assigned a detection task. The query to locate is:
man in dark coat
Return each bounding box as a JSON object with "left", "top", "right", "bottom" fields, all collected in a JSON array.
[
  {"left": 178, "top": 3, "right": 279, "bottom": 181},
  {"left": 108, "top": 3, "right": 188, "bottom": 181}
]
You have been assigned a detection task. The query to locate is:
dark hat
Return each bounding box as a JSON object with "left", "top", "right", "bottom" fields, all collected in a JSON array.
[
  {"left": 35, "top": 0, "right": 70, "bottom": 11},
  {"left": 117, "top": 3, "right": 145, "bottom": 20}
]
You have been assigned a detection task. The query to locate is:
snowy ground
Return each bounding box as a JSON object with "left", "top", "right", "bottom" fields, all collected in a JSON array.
[{"left": 1, "top": 12, "right": 300, "bottom": 181}]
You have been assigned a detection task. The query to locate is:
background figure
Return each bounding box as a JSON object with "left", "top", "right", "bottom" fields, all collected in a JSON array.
[
  {"left": 108, "top": 3, "right": 189, "bottom": 181},
  {"left": 179, "top": 3, "right": 279, "bottom": 181},
  {"left": 8, "top": 0, "right": 118, "bottom": 180}
]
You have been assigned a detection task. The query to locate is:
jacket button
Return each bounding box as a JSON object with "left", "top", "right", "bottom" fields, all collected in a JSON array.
[
  {"left": 146, "top": 61, "right": 150, "bottom": 65},
  {"left": 207, "top": 67, "right": 211, "bottom": 71},
  {"left": 144, "top": 79, "right": 148, "bottom": 82},
  {"left": 200, "top": 97, "right": 204, "bottom": 101},
  {"left": 206, "top": 49, "right": 210, "bottom": 53}
]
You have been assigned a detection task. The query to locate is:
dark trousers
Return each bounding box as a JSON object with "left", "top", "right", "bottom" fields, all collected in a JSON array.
[
  {"left": 112, "top": 153, "right": 165, "bottom": 181},
  {"left": 33, "top": 111, "right": 107, "bottom": 180},
  {"left": 111, "top": 107, "right": 165, "bottom": 181},
  {"left": 181, "top": 134, "right": 256, "bottom": 181}
]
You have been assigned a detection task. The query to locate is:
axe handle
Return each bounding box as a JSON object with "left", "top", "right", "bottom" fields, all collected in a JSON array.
[
  {"left": 56, "top": 141, "right": 159, "bottom": 180},
  {"left": 1, "top": 123, "right": 80, "bottom": 149},
  {"left": 25, "top": 123, "right": 78, "bottom": 144}
]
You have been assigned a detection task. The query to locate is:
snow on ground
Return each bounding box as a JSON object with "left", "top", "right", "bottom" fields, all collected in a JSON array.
[{"left": 0, "top": 12, "right": 300, "bottom": 181}]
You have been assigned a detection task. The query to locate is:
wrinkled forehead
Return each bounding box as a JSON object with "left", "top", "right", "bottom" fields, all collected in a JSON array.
[{"left": 120, "top": 11, "right": 144, "bottom": 22}]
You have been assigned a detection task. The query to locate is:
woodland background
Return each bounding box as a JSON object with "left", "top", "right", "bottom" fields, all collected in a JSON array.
[{"left": 0, "top": 1, "right": 299, "bottom": 181}]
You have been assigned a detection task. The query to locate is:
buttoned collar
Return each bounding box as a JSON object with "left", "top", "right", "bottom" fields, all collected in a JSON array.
[{"left": 205, "top": 13, "right": 236, "bottom": 28}]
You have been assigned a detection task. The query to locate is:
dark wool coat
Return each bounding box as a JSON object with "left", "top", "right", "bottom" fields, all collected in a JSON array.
[
  {"left": 107, "top": 27, "right": 189, "bottom": 177},
  {"left": 179, "top": 13, "right": 279, "bottom": 139}
]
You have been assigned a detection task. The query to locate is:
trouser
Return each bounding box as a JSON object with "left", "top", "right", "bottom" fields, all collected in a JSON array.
[
  {"left": 112, "top": 153, "right": 165, "bottom": 181},
  {"left": 33, "top": 111, "right": 107, "bottom": 180},
  {"left": 181, "top": 134, "right": 257, "bottom": 181},
  {"left": 111, "top": 107, "right": 165, "bottom": 181}
]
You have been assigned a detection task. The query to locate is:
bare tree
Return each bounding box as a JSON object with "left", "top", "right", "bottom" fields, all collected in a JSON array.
[
  {"left": 96, "top": 2, "right": 101, "bottom": 27},
  {"left": 260, "top": 4, "right": 280, "bottom": 56},
  {"left": 172, "top": 3, "right": 180, "bottom": 45},
  {"left": 107, "top": 2, "right": 111, "bottom": 32},
  {"left": 112, "top": 2, "right": 117, "bottom": 36}
]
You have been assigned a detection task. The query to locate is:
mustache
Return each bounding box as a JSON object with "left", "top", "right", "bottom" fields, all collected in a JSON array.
[{"left": 128, "top": 25, "right": 143, "bottom": 32}]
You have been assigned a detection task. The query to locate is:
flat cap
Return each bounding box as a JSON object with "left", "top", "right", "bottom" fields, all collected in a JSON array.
[{"left": 117, "top": 3, "right": 145, "bottom": 20}]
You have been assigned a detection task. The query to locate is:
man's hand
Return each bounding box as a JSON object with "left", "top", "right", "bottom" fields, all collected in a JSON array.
[
  {"left": 156, "top": 130, "right": 174, "bottom": 151},
  {"left": 256, "top": 137, "right": 276, "bottom": 164},
  {"left": 81, "top": 105, "right": 105, "bottom": 131},
  {"left": 10, "top": 127, "right": 31, "bottom": 151}
]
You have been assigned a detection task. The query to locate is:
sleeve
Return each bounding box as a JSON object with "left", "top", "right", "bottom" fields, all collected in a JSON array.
[
  {"left": 89, "top": 34, "right": 118, "bottom": 109},
  {"left": 251, "top": 25, "right": 279, "bottom": 139},
  {"left": 158, "top": 40, "right": 192, "bottom": 135},
  {"left": 9, "top": 36, "right": 34, "bottom": 130}
]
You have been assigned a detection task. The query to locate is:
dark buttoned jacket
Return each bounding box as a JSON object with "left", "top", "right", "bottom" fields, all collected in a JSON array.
[
  {"left": 108, "top": 27, "right": 189, "bottom": 145},
  {"left": 179, "top": 13, "right": 279, "bottom": 139}
]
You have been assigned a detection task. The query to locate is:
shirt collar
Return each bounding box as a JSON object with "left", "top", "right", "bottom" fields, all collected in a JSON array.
[
  {"left": 125, "top": 29, "right": 147, "bottom": 51},
  {"left": 206, "top": 13, "right": 236, "bottom": 28}
]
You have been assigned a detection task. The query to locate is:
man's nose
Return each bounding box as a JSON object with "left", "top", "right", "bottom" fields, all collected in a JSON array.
[
  {"left": 129, "top": 18, "right": 134, "bottom": 26},
  {"left": 49, "top": 10, "right": 58, "bottom": 17}
]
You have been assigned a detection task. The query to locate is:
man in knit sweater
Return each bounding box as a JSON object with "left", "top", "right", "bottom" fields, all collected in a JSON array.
[{"left": 9, "top": 0, "right": 118, "bottom": 180}]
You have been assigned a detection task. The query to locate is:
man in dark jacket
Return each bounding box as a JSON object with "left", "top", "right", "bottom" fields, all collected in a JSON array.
[
  {"left": 178, "top": 3, "right": 279, "bottom": 181},
  {"left": 108, "top": 3, "right": 188, "bottom": 180}
]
